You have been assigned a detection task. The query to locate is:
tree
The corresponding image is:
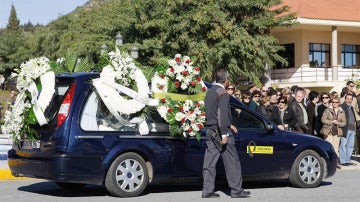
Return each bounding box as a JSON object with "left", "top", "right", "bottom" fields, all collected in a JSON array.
[
  {"left": 0, "top": 5, "right": 26, "bottom": 75},
  {"left": 6, "top": 5, "right": 21, "bottom": 34},
  {"left": 130, "top": 0, "right": 295, "bottom": 84}
]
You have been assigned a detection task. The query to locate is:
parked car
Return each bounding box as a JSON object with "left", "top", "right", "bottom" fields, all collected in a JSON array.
[{"left": 8, "top": 72, "right": 337, "bottom": 197}]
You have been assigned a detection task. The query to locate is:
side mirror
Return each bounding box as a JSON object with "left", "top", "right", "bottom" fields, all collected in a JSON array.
[{"left": 265, "top": 122, "right": 274, "bottom": 132}]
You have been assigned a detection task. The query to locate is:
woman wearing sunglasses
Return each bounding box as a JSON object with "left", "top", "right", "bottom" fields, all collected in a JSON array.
[
  {"left": 270, "top": 97, "right": 296, "bottom": 131},
  {"left": 320, "top": 96, "right": 346, "bottom": 158},
  {"left": 314, "top": 92, "right": 331, "bottom": 138}
]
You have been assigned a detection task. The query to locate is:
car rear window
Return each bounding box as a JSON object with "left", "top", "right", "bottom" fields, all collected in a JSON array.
[{"left": 43, "top": 77, "right": 74, "bottom": 124}]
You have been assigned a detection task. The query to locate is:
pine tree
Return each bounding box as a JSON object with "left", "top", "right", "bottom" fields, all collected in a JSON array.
[{"left": 6, "top": 5, "right": 21, "bottom": 33}]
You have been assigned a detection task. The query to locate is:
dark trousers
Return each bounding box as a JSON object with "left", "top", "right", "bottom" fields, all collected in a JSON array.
[{"left": 202, "top": 130, "right": 243, "bottom": 196}]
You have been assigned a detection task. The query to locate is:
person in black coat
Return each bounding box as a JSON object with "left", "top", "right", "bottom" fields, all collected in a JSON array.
[
  {"left": 307, "top": 91, "right": 320, "bottom": 135},
  {"left": 271, "top": 97, "right": 297, "bottom": 131}
]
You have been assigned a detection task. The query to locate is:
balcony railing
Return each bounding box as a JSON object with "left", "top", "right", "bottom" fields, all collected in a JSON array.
[{"left": 270, "top": 67, "right": 360, "bottom": 84}]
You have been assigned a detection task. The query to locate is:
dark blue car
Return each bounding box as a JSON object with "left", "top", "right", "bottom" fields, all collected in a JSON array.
[{"left": 8, "top": 72, "right": 337, "bottom": 197}]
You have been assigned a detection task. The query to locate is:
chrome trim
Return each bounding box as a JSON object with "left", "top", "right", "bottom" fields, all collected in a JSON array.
[
  {"left": 75, "top": 136, "right": 104, "bottom": 139},
  {"left": 119, "top": 135, "right": 207, "bottom": 140}
]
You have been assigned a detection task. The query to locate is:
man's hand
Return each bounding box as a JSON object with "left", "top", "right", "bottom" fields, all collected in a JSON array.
[
  {"left": 230, "top": 125, "right": 238, "bottom": 133},
  {"left": 220, "top": 136, "right": 228, "bottom": 145}
]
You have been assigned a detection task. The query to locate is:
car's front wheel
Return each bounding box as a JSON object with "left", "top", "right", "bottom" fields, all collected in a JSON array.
[
  {"left": 105, "top": 152, "right": 149, "bottom": 197},
  {"left": 289, "top": 149, "right": 325, "bottom": 188}
]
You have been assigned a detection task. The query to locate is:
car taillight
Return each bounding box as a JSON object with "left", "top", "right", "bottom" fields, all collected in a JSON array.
[{"left": 57, "top": 82, "right": 76, "bottom": 127}]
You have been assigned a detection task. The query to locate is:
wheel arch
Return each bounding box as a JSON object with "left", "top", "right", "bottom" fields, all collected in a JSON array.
[{"left": 102, "top": 146, "right": 155, "bottom": 185}]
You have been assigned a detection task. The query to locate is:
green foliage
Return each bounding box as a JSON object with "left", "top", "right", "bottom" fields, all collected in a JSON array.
[
  {"left": 0, "top": 0, "right": 295, "bottom": 85},
  {"left": 6, "top": 5, "right": 20, "bottom": 33}
]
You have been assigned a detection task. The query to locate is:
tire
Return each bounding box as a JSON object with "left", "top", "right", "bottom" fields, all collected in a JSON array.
[
  {"left": 55, "top": 182, "right": 85, "bottom": 190},
  {"left": 105, "top": 152, "right": 149, "bottom": 197},
  {"left": 289, "top": 150, "right": 325, "bottom": 188}
]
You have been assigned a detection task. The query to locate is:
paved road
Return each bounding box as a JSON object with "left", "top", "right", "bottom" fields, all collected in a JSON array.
[{"left": 1, "top": 170, "right": 359, "bottom": 202}]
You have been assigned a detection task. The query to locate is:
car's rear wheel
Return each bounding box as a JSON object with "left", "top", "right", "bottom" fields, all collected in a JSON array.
[
  {"left": 105, "top": 152, "right": 149, "bottom": 197},
  {"left": 289, "top": 150, "right": 324, "bottom": 188},
  {"left": 55, "top": 182, "right": 85, "bottom": 190}
]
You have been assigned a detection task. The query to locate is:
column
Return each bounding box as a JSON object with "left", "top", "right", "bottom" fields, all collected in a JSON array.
[{"left": 331, "top": 26, "right": 338, "bottom": 81}]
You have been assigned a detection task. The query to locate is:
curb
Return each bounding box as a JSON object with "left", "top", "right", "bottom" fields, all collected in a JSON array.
[{"left": 0, "top": 169, "right": 29, "bottom": 181}]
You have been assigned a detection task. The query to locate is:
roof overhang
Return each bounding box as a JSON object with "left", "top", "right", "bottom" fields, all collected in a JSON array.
[
  {"left": 296, "top": 17, "right": 360, "bottom": 27},
  {"left": 272, "top": 17, "right": 360, "bottom": 33}
]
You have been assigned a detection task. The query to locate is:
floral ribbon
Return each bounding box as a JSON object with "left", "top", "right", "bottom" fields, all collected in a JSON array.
[
  {"left": 93, "top": 79, "right": 159, "bottom": 135},
  {"left": 153, "top": 92, "right": 206, "bottom": 102},
  {"left": 28, "top": 81, "right": 48, "bottom": 126}
]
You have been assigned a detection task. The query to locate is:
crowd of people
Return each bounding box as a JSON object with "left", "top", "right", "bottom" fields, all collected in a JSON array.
[{"left": 227, "top": 81, "right": 360, "bottom": 167}]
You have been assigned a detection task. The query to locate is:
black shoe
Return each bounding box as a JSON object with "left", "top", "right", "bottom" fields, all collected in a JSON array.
[
  {"left": 346, "top": 163, "right": 355, "bottom": 166},
  {"left": 231, "top": 191, "right": 251, "bottom": 198},
  {"left": 202, "top": 192, "right": 220, "bottom": 198},
  {"left": 339, "top": 163, "right": 348, "bottom": 166}
]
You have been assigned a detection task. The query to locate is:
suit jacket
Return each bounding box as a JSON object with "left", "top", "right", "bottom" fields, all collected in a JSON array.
[
  {"left": 289, "top": 100, "right": 310, "bottom": 133},
  {"left": 340, "top": 102, "right": 358, "bottom": 136},
  {"left": 270, "top": 106, "right": 297, "bottom": 130}
]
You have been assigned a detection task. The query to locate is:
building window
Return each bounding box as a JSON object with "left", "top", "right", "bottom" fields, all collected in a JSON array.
[
  {"left": 341, "top": 44, "right": 360, "bottom": 68},
  {"left": 275, "top": 43, "right": 295, "bottom": 68},
  {"left": 309, "top": 43, "right": 330, "bottom": 67}
]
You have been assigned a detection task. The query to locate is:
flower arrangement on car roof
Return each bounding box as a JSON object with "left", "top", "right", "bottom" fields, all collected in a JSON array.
[
  {"left": 151, "top": 54, "right": 207, "bottom": 140},
  {"left": 2, "top": 57, "right": 55, "bottom": 141}
]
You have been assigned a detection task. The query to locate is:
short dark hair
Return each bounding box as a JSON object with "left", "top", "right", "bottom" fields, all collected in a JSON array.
[
  {"left": 309, "top": 91, "right": 319, "bottom": 101},
  {"left": 215, "top": 69, "right": 229, "bottom": 83},
  {"left": 346, "top": 80, "right": 354, "bottom": 86}
]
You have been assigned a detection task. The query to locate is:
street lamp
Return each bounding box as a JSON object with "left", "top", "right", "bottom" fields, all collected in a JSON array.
[
  {"left": 131, "top": 44, "right": 139, "bottom": 59},
  {"left": 101, "top": 44, "right": 108, "bottom": 54},
  {"left": 115, "top": 32, "right": 123, "bottom": 47}
]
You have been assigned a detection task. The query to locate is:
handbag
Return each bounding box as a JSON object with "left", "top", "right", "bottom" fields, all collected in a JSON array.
[
  {"left": 330, "top": 111, "right": 338, "bottom": 135},
  {"left": 330, "top": 124, "right": 338, "bottom": 135}
]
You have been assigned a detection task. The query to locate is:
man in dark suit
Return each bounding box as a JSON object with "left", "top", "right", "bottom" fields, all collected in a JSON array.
[{"left": 202, "top": 69, "right": 250, "bottom": 198}]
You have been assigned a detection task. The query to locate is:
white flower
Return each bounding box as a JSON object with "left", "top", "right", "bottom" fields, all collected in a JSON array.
[
  {"left": 157, "top": 106, "right": 168, "bottom": 120},
  {"left": 175, "top": 112, "right": 185, "bottom": 121},
  {"left": 94, "top": 48, "right": 151, "bottom": 116},
  {"left": 180, "top": 82, "right": 188, "bottom": 90}
]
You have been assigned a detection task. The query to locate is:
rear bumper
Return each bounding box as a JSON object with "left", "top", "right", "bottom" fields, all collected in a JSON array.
[{"left": 8, "top": 150, "right": 105, "bottom": 185}]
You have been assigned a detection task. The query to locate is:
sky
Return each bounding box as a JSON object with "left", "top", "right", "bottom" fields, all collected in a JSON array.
[{"left": 0, "top": 0, "right": 89, "bottom": 28}]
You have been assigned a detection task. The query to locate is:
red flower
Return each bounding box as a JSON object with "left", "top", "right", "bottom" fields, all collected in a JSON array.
[
  {"left": 170, "top": 67, "right": 175, "bottom": 72},
  {"left": 168, "top": 108, "right": 173, "bottom": 113},
  {"left": 195, "top": 66, "right": 200, "bottom": 71},
  {"left": 175, "top": 81, "right": 180, "bottom": 88},
  {"left": 196, "top": 77, "right": 201, "bottom": 82},
  {"left": 198, "top": 124, "right": 204, "bottom": 129},
  {"left": 195, "top": 102, "right": 200, "bottom": 108},
  {"left": 186, "top": 59, "right": 191, "bottom": 64},
  {"left": 159, "top": 85, "right": 164, "bottom": 90},
  {"left": 190, "top": 81, "right": 196, "bottom": 87},
  {"left": 188, "top": 127, "right": 192, "bottom": 132},
  {"left": 160, "top": 74, "right": 165, "bottom": 78},
  {"left": 202, "top": 86, "right": 207, "bottom": 91},
  {"left": 175, "top": 57, "right": 181, "bottom": 63},
  {"left": 200, "top": 112, "right": 206, "bottom": 116},
  {"left": 161, "top": 98, "right": 166, "bottom": 103},
  {"left": 181, "top": 118, "right": 185, "bottom": 123},
  {"left": 182, "top": 71, "right": 189, "bottom": 76},
  {"left": 179, "top": 106, "right": 183, "bottom": 111}
]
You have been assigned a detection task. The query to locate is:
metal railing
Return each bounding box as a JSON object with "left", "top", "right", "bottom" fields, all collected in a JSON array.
[{"left": 270, "top": 67, "right": 360, "bottom": 84}]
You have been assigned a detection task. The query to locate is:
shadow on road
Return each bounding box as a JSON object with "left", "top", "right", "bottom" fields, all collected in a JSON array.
[{"left": 17, "top": 179, "right": 332, "bottom": 198}]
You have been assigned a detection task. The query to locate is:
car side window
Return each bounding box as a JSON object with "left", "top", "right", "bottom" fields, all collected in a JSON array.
[
  {"left": 231, "top": 106, "right": 265, "bottom": 131},
  {"left": 80, "top": 90, "right": 136, "bottom": 132}
]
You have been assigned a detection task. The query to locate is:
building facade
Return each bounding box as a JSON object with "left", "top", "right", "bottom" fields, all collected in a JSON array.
[{"left": 270, "top": 0, "right": 360, "bottom": 93}]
